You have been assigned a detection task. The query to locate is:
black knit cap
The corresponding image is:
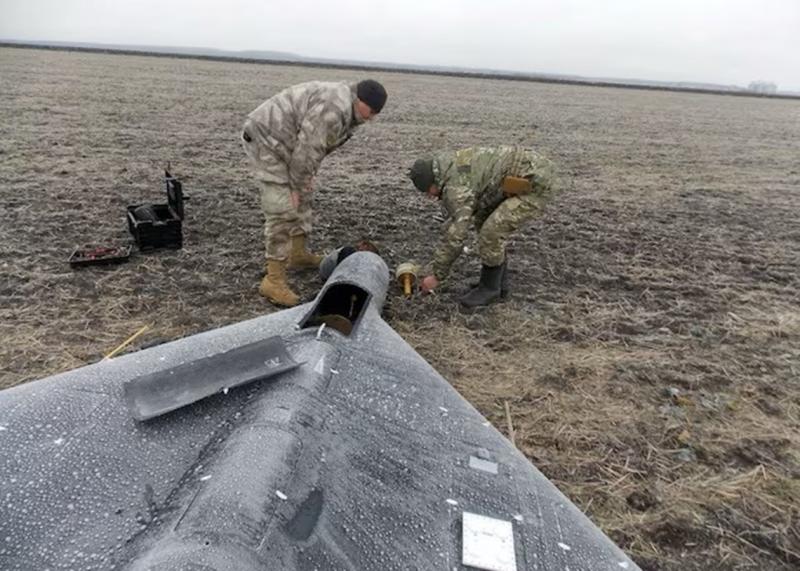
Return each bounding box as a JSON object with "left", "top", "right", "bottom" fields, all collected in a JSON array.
[
  {"left": 408, "top": 158, "right": 435, "bottom": 192},
  {"left": 356, "top": 79, "right": 387, "bottom": 113}
]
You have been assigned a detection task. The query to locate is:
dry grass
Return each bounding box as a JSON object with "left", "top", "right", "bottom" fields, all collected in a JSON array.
[{"left": 392, "top": 301, "right": 800, "bottom": 570}]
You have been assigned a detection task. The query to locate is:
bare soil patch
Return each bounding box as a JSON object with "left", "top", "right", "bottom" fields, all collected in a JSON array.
[{"left": 1, "top": 47, "right": 798, "bottom": 570}]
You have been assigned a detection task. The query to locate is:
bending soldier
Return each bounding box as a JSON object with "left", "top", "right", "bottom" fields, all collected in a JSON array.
[
  {"left": 241, "top": 79, "right": 388, "bottom": 306},
  {"left": 408, "top": 146, "right": 558, "bottom": 308}
]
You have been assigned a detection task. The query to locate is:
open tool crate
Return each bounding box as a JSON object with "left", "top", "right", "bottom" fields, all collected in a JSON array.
[
  {"left": 127, "top": 170, "right": 187, "bottom": 251},
  {"left": 68, "top": 245, "right": 132, "bottom": 268}
]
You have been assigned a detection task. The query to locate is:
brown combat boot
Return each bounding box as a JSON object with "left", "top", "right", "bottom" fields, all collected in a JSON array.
[
  {"left": 259, "top": 260, "right": 299, "bottom": 307},
  {"left": 288, "top": 234, "right": 323, "bottom": 269}
]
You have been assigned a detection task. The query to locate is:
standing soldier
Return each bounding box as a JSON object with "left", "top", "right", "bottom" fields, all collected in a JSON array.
[
  {"left": 408, "top": 146, "right": 558, "bottom": 308},
  {"left": 241, "top": 79, "right": 388, "bottom": 306}
]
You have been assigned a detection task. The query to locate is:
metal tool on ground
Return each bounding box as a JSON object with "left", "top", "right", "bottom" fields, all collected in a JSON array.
[
  {"left": 395, "top": 262, "right": 420, "bottom": 297},
  {"left": 68, "top": 245, "right": 132, "bottom": 268}
]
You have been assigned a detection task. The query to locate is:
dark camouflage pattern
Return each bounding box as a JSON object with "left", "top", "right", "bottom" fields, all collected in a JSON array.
[{"left": 430, "top": 146, "right": 557, "bottom": 279}]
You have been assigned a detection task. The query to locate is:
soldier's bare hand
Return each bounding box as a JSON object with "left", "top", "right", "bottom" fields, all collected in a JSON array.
[
  {"left": 421, "top": 275, "right": 439, "bottom": 293},
  {"left": 290, "top": 191, "right": 301, "bottom": 210}
]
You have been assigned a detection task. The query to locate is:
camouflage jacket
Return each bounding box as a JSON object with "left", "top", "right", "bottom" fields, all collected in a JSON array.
[
  {"left": 431, "top": 146, "right": 556, "bottom": 279},
  {"left": 246, "top": 81, "right": 365, "bottom": 191}
]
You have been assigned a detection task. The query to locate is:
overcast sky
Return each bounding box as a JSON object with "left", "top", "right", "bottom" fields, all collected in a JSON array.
[{"left": 2, "top": 0, "right": 798, "bottom": 91}]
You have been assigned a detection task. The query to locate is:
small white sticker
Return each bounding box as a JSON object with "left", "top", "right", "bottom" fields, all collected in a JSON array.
[{"left": 462, "top": 512, "right": 516, "bottom": 571}]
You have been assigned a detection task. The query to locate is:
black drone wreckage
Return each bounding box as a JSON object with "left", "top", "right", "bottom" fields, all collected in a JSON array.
[{"left": 0, "top": 253, "right": 638, "bottom": 570}]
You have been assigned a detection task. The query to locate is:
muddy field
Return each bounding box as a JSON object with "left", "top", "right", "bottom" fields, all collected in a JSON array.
[{"left": 1, "top": 47, "right": 799, "bottom": 570}]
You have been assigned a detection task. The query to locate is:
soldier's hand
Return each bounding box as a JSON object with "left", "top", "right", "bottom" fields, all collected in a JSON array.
[
  {"left": 421, "top": 275, "right": 439, "bottom": 294},
  {"left": 290, "top": 191, "right": 301, "bottom": 210}
]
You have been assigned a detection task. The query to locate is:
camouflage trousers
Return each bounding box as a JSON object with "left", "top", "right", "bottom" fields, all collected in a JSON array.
[
  {"left": 242, "top": 134, "right": 313, "bottom": 261},
  {"left": 475, "top": 188, "right": 554, "bottom": 267}
]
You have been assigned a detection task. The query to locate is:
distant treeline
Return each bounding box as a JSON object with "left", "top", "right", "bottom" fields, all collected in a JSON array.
[{"left": 3, "top": 41, "right": 799, "bottom": 101}]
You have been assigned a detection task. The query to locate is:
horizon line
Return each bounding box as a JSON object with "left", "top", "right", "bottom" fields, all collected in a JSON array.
[{"left": 2, "top": 39, "right": 798, "bottom": 100}]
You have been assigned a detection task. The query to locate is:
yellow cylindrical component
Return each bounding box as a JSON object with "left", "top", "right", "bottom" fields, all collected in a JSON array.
[
  {"left": 403, "top": 274, "right": 412, "bottom": 296},
  {"left": 395, "top": 262, "right": 420, "bottom": 298}
]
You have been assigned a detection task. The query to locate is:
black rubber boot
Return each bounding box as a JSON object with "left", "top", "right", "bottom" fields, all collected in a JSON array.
[
  {"left": 460, "top": 264, "right": 504, "bottom": 308},
  {"left": 470, "top": 260, "right": 510, "bottom": 299},
  {"left": 499, "top": 260, "right": 510, "bottom": 299}
]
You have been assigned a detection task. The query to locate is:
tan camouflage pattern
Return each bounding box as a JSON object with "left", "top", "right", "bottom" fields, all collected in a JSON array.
[
  {"left": 244, "top": 81, "right": 364, "bottom": 192},
  {"left": 242, "top": 138, "right": 313, "bottom": 261},
  {"left": 261, "top": 189, "right": 314, "bottom": 261},
  {"left": 431, "top": 146, "right": 557, "bottom": 279},
  {"left": 242, "top": 80, "right": 366, "bottom": 260}
]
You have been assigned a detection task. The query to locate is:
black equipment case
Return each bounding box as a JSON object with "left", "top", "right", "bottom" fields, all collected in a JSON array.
[{"left": 127, "top": 170, "right": 187, "bottom": 250}]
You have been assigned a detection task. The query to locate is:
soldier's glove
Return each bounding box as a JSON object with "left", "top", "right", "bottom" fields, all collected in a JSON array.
[{"left": 421, "top": 275, "right": 439, "bottom": 294}]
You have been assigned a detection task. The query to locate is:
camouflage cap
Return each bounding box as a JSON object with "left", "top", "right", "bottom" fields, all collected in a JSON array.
[{"left": 408, "top": 158, "right": 435, "bottom": 192}]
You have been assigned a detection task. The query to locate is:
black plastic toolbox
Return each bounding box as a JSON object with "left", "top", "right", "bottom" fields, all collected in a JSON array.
[{"left": 127, "top": 170, "right": 186, "bottom": 251}]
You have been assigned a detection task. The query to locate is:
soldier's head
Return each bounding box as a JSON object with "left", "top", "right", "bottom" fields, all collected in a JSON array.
[
  {"left": 355, "top": 79, "right": 387, "bottom": 120},
  {"left": 408, "top": 158, "right": 440, "bottom": 198}
]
